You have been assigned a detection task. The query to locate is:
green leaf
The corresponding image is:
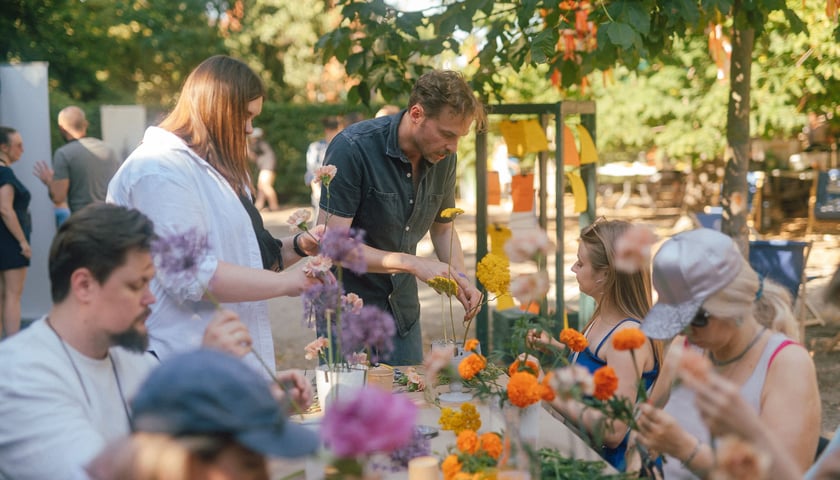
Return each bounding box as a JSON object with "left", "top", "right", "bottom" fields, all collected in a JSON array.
[{"left": 604, "top": 22, "right": 637, "bottom": 49}]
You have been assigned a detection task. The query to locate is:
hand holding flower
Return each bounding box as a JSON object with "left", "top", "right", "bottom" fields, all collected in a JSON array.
[
  {"left": 636, "top": 403, "right": 695, "bottom": 460},
  {"left": 201, "top": 309, "right": 252, "bottom": 357},
  {"left": 271, "top": 369, "right": 314, "bottom": 413}
]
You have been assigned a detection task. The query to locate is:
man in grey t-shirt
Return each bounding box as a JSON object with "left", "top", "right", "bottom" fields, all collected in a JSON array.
[{"left": 34, "top": 106, "right": 120, "bottom": 213}]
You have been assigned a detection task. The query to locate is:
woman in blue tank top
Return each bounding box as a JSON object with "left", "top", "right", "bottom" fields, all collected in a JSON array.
[{"left": 531, "top": 219, "right": 663, "bottom": 472}]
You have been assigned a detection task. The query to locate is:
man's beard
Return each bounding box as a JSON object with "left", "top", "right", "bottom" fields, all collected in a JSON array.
[{"left": 110, "top": 309, "right": 150, "bottom": 353}]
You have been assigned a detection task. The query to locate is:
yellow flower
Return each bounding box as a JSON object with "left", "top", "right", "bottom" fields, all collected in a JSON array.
[
  {"left": 476, "top": 253, "right": 510, "bottom": 296},
  {"left": 464, "top": 338, "right": 479, "bottom": 352},
  {"left": 439, "top": 403, "right": 481, "bottom": 433},
  {"left": 428, "top": 276, "right": 459, "bottom": 297},
  {"left": 441, "top": 207, "right": 465, "bottom": 219},
  {"left": 612, "top": 327, "right": 647, "bottom": 351},
  {"left": 456, "top": 429, "right": 479, "bottom": 454}
]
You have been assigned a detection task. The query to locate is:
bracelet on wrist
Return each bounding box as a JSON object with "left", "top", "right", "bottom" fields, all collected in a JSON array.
[
  {"left": 681, "top": 438, "right": 701, "bottom": 469},
  {"left": 292, "top": 233, "right": 308, "bottom": 257}
]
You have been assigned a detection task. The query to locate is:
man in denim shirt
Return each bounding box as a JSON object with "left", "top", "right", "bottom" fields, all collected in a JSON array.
[{"left": 318, "top": 70, "right": 485, "bottom": 364}]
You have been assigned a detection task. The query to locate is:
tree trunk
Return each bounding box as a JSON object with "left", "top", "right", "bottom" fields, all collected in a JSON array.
[{"left": 721, "top": 20, "right": 754, "bottom": 257}]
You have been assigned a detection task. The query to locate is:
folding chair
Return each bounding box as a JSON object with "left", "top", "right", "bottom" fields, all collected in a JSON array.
[{"left": 748, "top": 239, "right": 823, "bottom": 342}]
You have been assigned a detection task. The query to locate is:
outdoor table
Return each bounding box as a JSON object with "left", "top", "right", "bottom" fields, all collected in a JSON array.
[
  {"left": 270, "top": 367, "right": 616, "bottom": 479},
  {"left": 597, "top": 162, "right": 658, "bottom": 209}
]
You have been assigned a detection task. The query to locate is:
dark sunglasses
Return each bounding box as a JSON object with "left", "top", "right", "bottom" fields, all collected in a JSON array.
[{"left": 690, "top": 308, "right": 711, "bottom": 328}]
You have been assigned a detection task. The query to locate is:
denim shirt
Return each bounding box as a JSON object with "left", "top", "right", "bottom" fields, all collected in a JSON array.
[{"left": 321, "top": 111, "right": 456, "bottom": 336}]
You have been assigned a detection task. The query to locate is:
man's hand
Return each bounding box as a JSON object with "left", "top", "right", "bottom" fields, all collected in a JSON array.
[
  {"left": 413, "top": 257, "right": 482, "bottom": 319},
  {"left": 33, "top": 161, "right": 54, "bottom": 186},
  {"left": 201, "top": 309, "right": 252, "bottom": 357}
]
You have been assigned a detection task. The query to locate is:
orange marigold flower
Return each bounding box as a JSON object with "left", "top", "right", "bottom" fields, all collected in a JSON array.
[
  {"left": 507, "top": 371, "right": 542, "bottom": 407},
  {"left": 479, "top": 432, "right": 503, "bottom": 460},
  {"left": 508, "top": 358, "right": 539, "bottom": 377},
  {"left": 540, "top": 372, "right": 556, "bottom": 401},
  {"left": 456, "top": 429, "right": 479, "bottom": 454},
  {"left": 559, "top": 328, "right": 589, "bottom": 352},
  {"left": 458, "top": 353, "right": 486, "bottom": 380},
  {"left": 441, "top": 454, "right": 462, "bottom": 480},
  {"left": 612, "top": 328, "right": 647, "bottom": 351},
  {"left": 593, "top": 365, "right": 619, "bottom": 400},
  {"left": 464, "top": 338, "right": 479, "bottom": 352}
]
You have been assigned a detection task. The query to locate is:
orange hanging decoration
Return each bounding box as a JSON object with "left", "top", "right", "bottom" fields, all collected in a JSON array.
[
  {"left": 563, "top": 30, "right": 577, "bottom": 60},
  {"left": 575, "top": 7, "right": 589, "bottom": 35},
  {"left": 828, "top": 0, "right": 839, "bottom": 20},
  {"left": 559, "top": 1, "right": 579, "bottom": 10}
]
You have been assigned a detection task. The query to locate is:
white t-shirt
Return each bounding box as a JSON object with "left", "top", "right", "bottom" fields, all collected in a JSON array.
[
  {"left": 107, "top": 127, "right": 275, "bottom": 375},
  {"left": 0, "top": 318, "right": 157, "bottom": 480}
]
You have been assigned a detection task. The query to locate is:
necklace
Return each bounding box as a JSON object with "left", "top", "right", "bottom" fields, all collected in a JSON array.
[
  {"left": 710, "top": 326, "right": 767, "bottom": 367},
  {"left": 44, "top": 317, "right": 133, "bottom": 427}
]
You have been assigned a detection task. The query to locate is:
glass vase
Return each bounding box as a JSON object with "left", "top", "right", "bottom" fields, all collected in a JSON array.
[
  {"left": 315, "top": 364, "right": 367, "bottom": 412},
  {"left": 496, "top": 404, "right": 540, "bottom": 479},
  {"left": 431, "top": 339, "right": 479, "bottom": 403}
]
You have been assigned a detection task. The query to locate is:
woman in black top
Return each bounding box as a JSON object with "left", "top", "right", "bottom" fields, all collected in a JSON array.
[{"left": 0, "top": 126, "right": 31, "bottom": 338}]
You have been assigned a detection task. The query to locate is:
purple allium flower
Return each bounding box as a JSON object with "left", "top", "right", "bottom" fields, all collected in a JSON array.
[
  {"left": 321, "top": 387, "right": 417, "bottom": 458},
  {"left": 320, "top": 227, "right": 367, "bottom": 275},
  {"left": 150, "top": 227, "right": 209, "bottom": 286},
  {"left": 388, "top": 428, "right": 431, "bottom": 469},
  {"left": 340, "top": 305, "right": 396, "bottom": 364},
  {"left": 302, "top": 282, "right": 342, "bottom": 330}
]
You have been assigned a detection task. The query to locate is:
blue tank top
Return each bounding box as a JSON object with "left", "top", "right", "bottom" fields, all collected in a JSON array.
[{"left": 570, "top": 318, "right": 660, "bottom": 471}]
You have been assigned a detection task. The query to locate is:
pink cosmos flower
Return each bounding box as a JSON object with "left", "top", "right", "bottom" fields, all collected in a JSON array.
[
  {"left": 613, "top": 224, "right": 658, "bottom": 273},
  {"left": 313, "top": 165, "right": 338, "bottom": 186},
  {"left": 509, "top": 271, "right": 550, "bottom": 306},
  {"left": 286, "top": 208, "right": 311, "bottom": 232},
  {"left": 304, "top": 337, "right": 329, "bottom": 360},
  {"left": 504, "top": 229, "right": 555, "bottom": 263},
  {"left": 302, "top": 255, "right": 333, "bottom": 278},
  {"left": 321, "top": 387, "right": 417, "bottom": 458}
]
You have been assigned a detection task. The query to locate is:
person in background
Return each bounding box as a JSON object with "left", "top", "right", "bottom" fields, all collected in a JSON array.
[
  {"left": 108, "top": 55, "right": 323, "bottom": 374},
  {"left": 529, "top": 218, "right": 661, "bottom": 471},
  {"left": 86, "top": 349, "right": 317, "bottom": 480},
  {"left": 0, "top": 203, "right": 280, "bottom": 479},
  {"left": 33, "top": 106, "right": 120, "bottom": 215},
  {"left": 636, "top": 228, "right": 820, "bottom": 479},
  {"left": 375, "top": 105, "right": 400, "bottom": 118},
  {"left": 317, "top": 70, "right": 485, "bottom": 365},
  {"left": 0, "top": 126, "right": 31, "bottom": 339},
  {"left": 305, "top": 116, "right": 341, "bottom": 219},
  {"left": 247, "top": 127, "right": 280, "bottom": 212}
]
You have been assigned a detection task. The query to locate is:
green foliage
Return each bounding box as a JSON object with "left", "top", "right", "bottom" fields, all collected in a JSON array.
[
  {"left": 539, "top": 448, "right": 631, "bottom": 479},
  {"left": 254, "top": 103, "right": 374, "bottom": 204}
]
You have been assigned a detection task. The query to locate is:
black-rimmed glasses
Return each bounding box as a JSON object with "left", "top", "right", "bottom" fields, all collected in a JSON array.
[{"left": 690, "top": 308, "right": 711, "bottom": 328}]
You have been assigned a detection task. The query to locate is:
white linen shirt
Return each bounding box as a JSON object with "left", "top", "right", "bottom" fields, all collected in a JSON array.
[{"left": 107, "top": 126, "right": 275, "bottom": 374}]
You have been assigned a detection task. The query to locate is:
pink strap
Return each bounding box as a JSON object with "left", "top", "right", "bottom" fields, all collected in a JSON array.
[{"left": 768, "top": 340, "right": 797, "bottom": 368}]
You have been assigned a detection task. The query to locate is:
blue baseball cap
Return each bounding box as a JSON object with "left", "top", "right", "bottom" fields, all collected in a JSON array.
[
  {"left": 642, "top": 228, "right": 743, "bottom": 339},
  {"left": 131, "top": 349, "right": 319, "bottom": 458}
]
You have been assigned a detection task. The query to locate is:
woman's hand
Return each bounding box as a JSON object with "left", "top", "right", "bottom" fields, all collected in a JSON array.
[
  {"left": 636, "top": 403, "right": 695, "bottom": 459},
  {"left": 19, "top": 240, "right": 31, "bottom": 259},
  {"left": 201, "top": 309, "right": 252, "bottom": 357},
  {"left": 526, "top": 328, "right": 554, "bottom": 351}
]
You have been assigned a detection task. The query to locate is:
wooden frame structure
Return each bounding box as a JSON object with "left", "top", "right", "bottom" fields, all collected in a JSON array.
[{"left": 472, "top": 101, "right": 597, "bottom": 350}]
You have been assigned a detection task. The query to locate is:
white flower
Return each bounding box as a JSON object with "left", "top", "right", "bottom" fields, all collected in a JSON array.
[
  {"left": 509, "top": 271, "right": 550, "bottom": 306},
  {"left": 504, "top": 229, "right": 555, "bottom": 263},
  {"left": 613, "top": 225, "right": 658, "bottom": 273},
  {"left": 551, "top": 365, "right": 595, "bottom": 399},
  {"left": 286, "top": 209, "right": 312, "bottom": 232},
  {"left": 303, "top": 255, "right": 333, "bottom": 277},
  {"left": 312, "top": 165, "right": 337, "bottom": 185}
]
